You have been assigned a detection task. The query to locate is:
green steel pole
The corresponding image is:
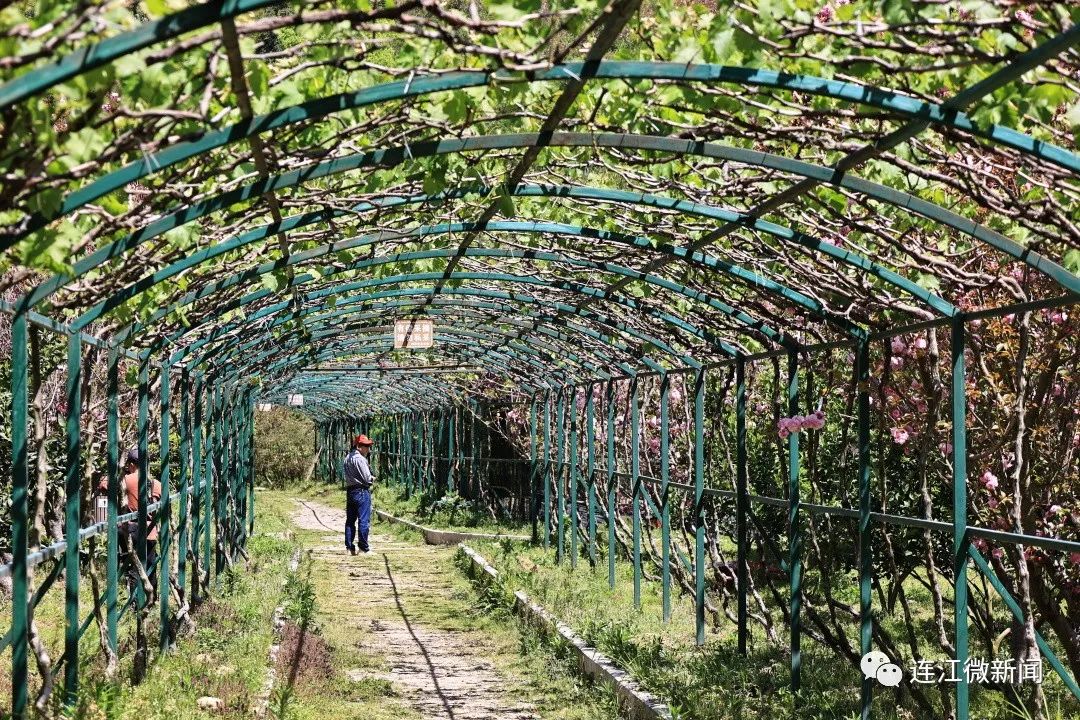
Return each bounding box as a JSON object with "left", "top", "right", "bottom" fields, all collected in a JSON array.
[
  {"left": 246, "top": 400, "right": 255, "bottom": 542},
  {"left": 177, "top": 372, "right": 190, "bottom": 608},
  {"left": 530, "top": 396, "right": 539, "bottom": 542},
  {"left": 434, "top": 410, "right": 442, "bottom": 496},
  {"left": 214, "top": 386, "right": 225, "bottom": 579},
  {"left": 570, "top": 387, "right": 580, "bottom": 568},
  {"left": 735, "top": 357, "right": 748, "bottom": 651},
  {"left": 63, "top": 332, "right": 81, "bottom": 704},
  {"left": 556, "top": 389, "right": 565, "bottom": 564},
  {"left": 137, "top": 358, "right": 150, "bottom": 609},
  {"left": 10, "top": 313, "right": 29, "bottom": 718},
  {"left": 447, "top": 409, "right": 455, "bottom": 493},
  {"left": 660, "top": 372, "right": 671, "bottom": 622},
  {"left": 586, "top": 385, "right": 597, "bottom": 568},
  {"left": 694, "top": 367, "right": 705, "bottom": 645},
  {"left": 543, "top": 392, "right": 552, "bottom": 549},
  {"left": 631, "top": 376, "right": 641, "bottom": 608},
  {"left": 857, "top": 342, "right": 873, "bottom": 719},
  {"left": 606, "top": 379, "right": 617, "bottom": 590},
  {"left": 202, "top": 382, "right": 213, "bottom": 592},
  {"left": 787, "top": 350, "right": 802, "bottom": 693},
  {"left": 953, "top": 319, "right": 970, "bottom": 720},
  {"left": 106, "top": 345, "right": 120, "bottom": 653},
  {"left": 191, "top": 374, "right": 203, "bottom": 603},
  {"left": 401, "top": 416, "right": 409, "bottom": 498},
  {"left": 159, "top": 363, "right": 172, "bottom": 652}
]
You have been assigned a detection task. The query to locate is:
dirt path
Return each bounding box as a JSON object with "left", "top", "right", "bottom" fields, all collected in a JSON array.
[{"left": 289, "top": 498, "right": 537, "bottom": 720}]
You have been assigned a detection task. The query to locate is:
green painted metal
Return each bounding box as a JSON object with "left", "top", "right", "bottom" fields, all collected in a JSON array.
[
  {"left": 952, "top": 319, "right": 970, "bottom": 720},
  {"left": 16, "top": 48, "right": 1080, "bottom": 248},
  {"left": 136, "top": 358, "right": 150, "bottom": 609},
  {"left": 606, "top": 380, "right": 617, "bottom": 590},
  {"left": 0, "top": 0, "right": 281, "bottom": 111},
  {"left": 543, "top": 392, "right": 552, "bottom": 550},
  {"left": 177, "top": 373, "right": 189, "bottom": 600},
  {"left": 9, "top": 312, "right": 28, "bottom": 718},
  {"left": 693, "top": 367, "right": 705, "bottom": 645},
  {"left": 191, "top": 375, "right": 203, "bottom": 603},
  {"left": 201, "top": 379, "right": 213, "bottom": 594},
  {"left": 530, "top": 397, "right": 539, "bottom": 542},
  {"left": 64, "top": 332, "right": 81, "bottom": 704},
  {"left": 735, "top": 357, "right": 747, "bottom": 651},
  {"left": 586, "top": 386, "right": 598, "bottom": 569},
  {"left": 23, "top": 132, "right": 1076, "bottom": 323},
  {"left": 159, "top": 363, "right": 172, "bottom": 652},
  {"left": 660, "top": 373, "right": 671, "bottom": 623},
  {"left": 556, "top": 389, "right": 566, "bottom": 564},
  {"left": 123, "top": 227, "right": 821, "bottom": 352},
  {"left": 967, "top": 546, "right": 1080, "bottom": 698},
  {"left": 570, "top": 389, "right": 580, "bottom": 569},
  {"left": 195, "top": 294, "right": 647, "bottom": 387},
  {"left": 787, "top": 350, "right": 802, "bottom": 694},
  {"left": 106, "top": 345, "right": 120, "bottom": 654},
  {"left": 214, "top": 386, "right": 226, "bottom": 579},
  {"left": 631, "top": 377, "right": 642, "bottom": 608},
  {"left": 857, "top": 343, "right": 872, "bottom": 719},
  {"left": 72, "top": 181, "right": 935, "bottom": 341}
]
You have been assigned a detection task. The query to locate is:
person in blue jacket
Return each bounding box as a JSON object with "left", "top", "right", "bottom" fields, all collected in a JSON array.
[{"left": 343, "top": 434, "right": 375, "bottom": 555}]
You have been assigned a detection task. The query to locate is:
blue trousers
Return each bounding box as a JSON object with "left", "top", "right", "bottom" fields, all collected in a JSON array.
[{"left": 345, "top": 487, "right": 371, "bottom": 552}]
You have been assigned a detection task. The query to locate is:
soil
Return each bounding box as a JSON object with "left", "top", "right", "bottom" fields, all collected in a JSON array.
[{"left": 289, "top": 498, "right": 537, "bottom": 720}]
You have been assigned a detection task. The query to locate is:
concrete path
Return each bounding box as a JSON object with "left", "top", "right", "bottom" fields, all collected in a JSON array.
[{"left": 289, "top": 498, "right": 537, "bottom": 720}]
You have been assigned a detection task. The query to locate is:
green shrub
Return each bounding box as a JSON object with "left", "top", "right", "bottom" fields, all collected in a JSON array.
[{"left": 254, "top": 408, "right": 316, "bottom": 488}]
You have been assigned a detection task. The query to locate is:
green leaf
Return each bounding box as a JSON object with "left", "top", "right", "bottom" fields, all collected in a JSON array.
[
  {"left": 1064, "top": 249, "right": 1080, "bottom": 274},
  {"left": 497, "top": 191, "right": 515, "bottom": 217},
  {"left": 261, "top": 272, "right": 287, "bottom": 293}
]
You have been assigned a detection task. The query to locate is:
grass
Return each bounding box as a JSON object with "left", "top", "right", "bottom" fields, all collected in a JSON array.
[
  {"left": 69, "top": 496, "right": 298, "bottom": 719},
  {"left": 424, "top": 511, "right": 1080, "bottom": 720}
]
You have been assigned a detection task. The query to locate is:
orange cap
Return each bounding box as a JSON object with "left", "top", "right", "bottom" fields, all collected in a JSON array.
[{"left": 354, "top": 434, "right": 374, "bottom": 447}]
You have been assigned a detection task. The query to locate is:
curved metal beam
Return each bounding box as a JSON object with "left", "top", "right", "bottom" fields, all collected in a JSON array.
[
  {"left": 116, "top": 228, "right": 849, "bottom": 348},
  {"left": 22, "top": 132, "right": 1075, "bottom": 320},
  {"left": 14, "top": 55, "right": 1078, "bottom": 242},
  {"left": 71, "top": 183, "right": 953, "bottom": 333}
]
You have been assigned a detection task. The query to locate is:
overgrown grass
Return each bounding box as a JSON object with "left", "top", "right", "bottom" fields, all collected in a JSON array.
[
  {"left": 65, "top": 499, "right": 297, "bottom": 719},
  {"left": 455, "top": 535, "right": 1080, "bottom": 720}
]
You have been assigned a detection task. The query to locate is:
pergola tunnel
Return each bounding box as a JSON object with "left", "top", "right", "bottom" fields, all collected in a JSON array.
[{"left": 0, "top": 0, "right": 1078, "bottom": 718}]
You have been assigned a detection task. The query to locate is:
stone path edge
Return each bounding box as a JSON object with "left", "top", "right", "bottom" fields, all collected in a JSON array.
[
  {"left": 375, "top": 509, "right": 531, "bottom": 545},
  {"left": 457, "top": 544, "right": 673, "bottom": 720}
]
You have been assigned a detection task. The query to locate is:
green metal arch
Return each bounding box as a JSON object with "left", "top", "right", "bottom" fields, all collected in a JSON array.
[
  {"left": 71, "top": 183, "right": 954, "bottom": 333},
  {"left": 117, "top": 225, "right": 856, "bottom": 350},
  {"left": 258, "top": 335, "right": 576, "bottom": 402},
  {"left": 154, "top": 270, "right": 744, "bottom": 390},
  {"left": 236, "top": 325, "right": 628, "bottom": 391},
  {"left": 202, "top": 286, "right": 712, "bottom": 386},
  {"left": 173, "top": 243, "right": 773, "bottom": 372},
  {"left": 21, "top": 132, "right": 1076, "bottom": 320},
  {"left": 212, "top": 301, "right": 662, "bottom": 385},
  {"left": 13, "top": 53, "right": 1079, "bottom": 243}
]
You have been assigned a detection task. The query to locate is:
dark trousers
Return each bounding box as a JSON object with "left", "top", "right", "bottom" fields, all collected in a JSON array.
[
  {"left": 125, "top": 539, "right": 158, "bottom": 605},
  {"left": 345, "top": 487, "right": 371, "bottom": 552}
]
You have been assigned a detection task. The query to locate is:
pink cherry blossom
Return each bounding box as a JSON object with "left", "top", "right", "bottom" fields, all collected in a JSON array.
[
  {"left": 1070, "top": 552, "right": 1080, "bottom": 565},
  {"left": 981, "top": 471, "right": 999, "bottom": 490},
  {"left": 890, "top": 427, "right": 909, "bottom": 445},
  {"left": 914, "top": 337, "right": 928, "bottom": 350},
  {"left": 939, "top": 442, "right": 952, "bottom": 455},
  {"left": 890, "top": 356, "right": 905, "bottom": 370},
  {"left": 890, "top": 338, "right": 907, "bottom": 355},
  {"left": 816, "top": 4, "right": 833, "bottom": 23}
]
